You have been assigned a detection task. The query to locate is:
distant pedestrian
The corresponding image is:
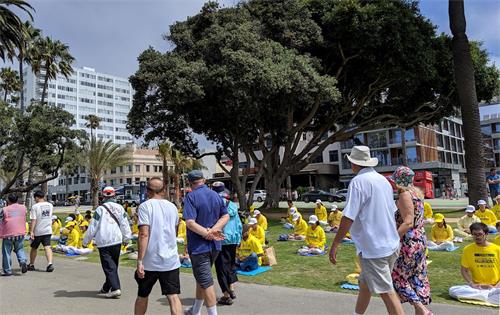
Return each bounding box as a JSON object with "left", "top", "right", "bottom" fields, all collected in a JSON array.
[
  {"left": 212, "top": 182, "right": 242, "bottom": 306},
  {"left": 28, "top": 191, "right": 54, "bottom": 272},
  {"left": 134, "top": 178, "right": 182, "bottom": 315},
  {"left": 84, "top": 186, "right": 131, "bottom": 298},
  {"left": 183, "top": 170, "right": 229, "bottom": 315},
  {"left": 391, "top": 166, "right": 432, "bottom": 315},
  {"left": 487, "top": 168, "right": 500, "bottom": 205},
  {"left": 0, "top": 194, "right": 28, "bottom": 275},
  {"left": 329, "top": 146, "right": 403, "bottom": 315}
]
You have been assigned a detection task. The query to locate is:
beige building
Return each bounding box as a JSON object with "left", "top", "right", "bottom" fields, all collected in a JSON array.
[{"left": 103, "top": 144, "right": 174, "bottom": 187}]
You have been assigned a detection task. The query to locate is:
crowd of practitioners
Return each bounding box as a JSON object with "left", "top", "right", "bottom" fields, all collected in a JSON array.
[{"left": 2, "top": 146, "right": 500, "bottom": 315}]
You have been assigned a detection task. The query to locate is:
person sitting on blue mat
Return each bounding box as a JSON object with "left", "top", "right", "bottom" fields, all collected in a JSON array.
[
  {"left": 298, "top": 215, "right": 326, "bottom": 255},
  {"left": 236, "top": 224, "right": 263, "bottom": 271}
]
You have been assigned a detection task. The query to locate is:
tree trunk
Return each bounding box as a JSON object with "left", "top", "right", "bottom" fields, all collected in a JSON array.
[
  {"left": 449, "top": 0, "right": 488, "bottom": 206},
  {"left": 24, "top": 161, "right": 35, "bottom": 208},
  {"left": 91, "top": 176, "right": 99, "bottom": 209},
  {"left": 3, "top": 91, "right": 7, "bottom": 102},
  {"left": 162, "top": 158, "right": 170, "bottom": 200},
  {"left": 174, "top": 173, "right": 180, "bottom": 206},
  {"left": 41, "top": 64, "right": 49, "bottom": 105},
  {"left": 401, "top": 128, "right": 407, "bottom": 166},
  {"left": 19, "top": 55, "right": 25, "bottom": 111}
]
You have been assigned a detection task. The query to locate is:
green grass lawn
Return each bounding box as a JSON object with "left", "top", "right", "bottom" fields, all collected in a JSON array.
[{"left": 37, "top": 216, "right": 498, "bottom": 307}]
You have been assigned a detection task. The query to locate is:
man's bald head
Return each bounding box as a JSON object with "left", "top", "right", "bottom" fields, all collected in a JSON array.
[{"left": 147, "top": 177, "right": 164, "bottom": 195}]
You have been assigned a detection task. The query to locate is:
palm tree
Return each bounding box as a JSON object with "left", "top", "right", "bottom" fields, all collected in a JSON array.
[
  {"left": 0, "top": 0, "right": 34, "bottom": 62},
  {"left": 30, "top": 36, "right": 74, "bottom": 104},
  {"left": 85, "top": 114, "right": 101, "bottom": 140},
  {"left": 81, "top": 137, "right": 132, "bottom": 209},
  {"left": 157, "top": 142, "right": 174, "bottom": 200},
  {"left": 449, "top": 0, "right": 487, "bottom": 205},
  {"left": 0, "top": 67, "right": 20, "bottom": 102}
]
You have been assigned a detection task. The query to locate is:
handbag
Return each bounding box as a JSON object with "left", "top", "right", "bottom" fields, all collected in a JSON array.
[{"left": 262, "top": 246, "right": 277, "bottom": 266}]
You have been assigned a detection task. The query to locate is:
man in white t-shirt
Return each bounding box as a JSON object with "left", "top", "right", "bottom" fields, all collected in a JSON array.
[
  {"left": 135, "top": 177, "right": 182, "bottom": 315},
  {"left": 329, "top": 146, "right": 403, "bottom": 315},
  {"left": 28, "top": 191, "right": 54, "bottom": 272}
]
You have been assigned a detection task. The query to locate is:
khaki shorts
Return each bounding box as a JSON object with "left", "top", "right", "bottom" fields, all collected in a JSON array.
[{"left": 358, "top": 250, "right": 399, "bottom": 294}]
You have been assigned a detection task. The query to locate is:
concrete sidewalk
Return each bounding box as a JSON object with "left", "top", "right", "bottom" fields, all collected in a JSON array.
[{"left": 0, "top": 258, "right": 495, "bottom": 315}]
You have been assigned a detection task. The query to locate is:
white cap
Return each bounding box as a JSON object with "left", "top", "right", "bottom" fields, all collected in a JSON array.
[
  {"left": 465, "top": 205, "right": 476, "bottom": 213},
  {"left": 65, "top": 217, "right": 73, "bottom": 223},
  {"left": 248, "top": 218, "right": 258, "bottom": 225},
  {"left": 75, "top": 210, "right": 80, "bottom": 215},
  {"left": 51, "top": 215, "right": 58, "bottom": 220},
  {"left": 316, "top": 199, "right": 322, "bottom": 204},
  {"left": 289, "top": 207, "right": 297, "bottom": 214},
  {"left": 253, "top": 210, "right": 261, "bottom": 216},
  {"left": 477, "top": 199, "right": 486, "bottom": 205},
  {"left": 331, "top": 204, "right": 338, "bottom": 211},
  {"left": 308, "top": 215, "right": 319, "bottom": 224},
  {"left": 292, "top": 213, "right": 300, "bottom": 221},
  {"left": 102, "top": 186, "right": 116, "bottom": 197}
]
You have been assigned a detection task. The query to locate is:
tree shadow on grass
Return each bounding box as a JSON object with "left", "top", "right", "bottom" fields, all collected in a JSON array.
[{"left": 53, "top": 290, "right": 103, "bottom": 299}]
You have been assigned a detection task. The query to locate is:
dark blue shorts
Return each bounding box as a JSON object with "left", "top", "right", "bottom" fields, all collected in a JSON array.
[{"left": 190, "top": 250, "right": 219, "bottom": 289}]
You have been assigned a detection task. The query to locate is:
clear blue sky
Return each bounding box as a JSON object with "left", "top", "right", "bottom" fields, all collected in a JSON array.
[{"left": 6, "top": 0, "right": 498, "bottom": 78}]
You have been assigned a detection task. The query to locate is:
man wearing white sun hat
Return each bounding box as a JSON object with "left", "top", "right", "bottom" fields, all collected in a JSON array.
[{"left": 329, "top": 146, "right": 403, "bottom": 315}]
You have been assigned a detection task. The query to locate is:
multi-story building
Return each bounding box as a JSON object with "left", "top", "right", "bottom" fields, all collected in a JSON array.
[
  {"left": 23, "top": 66, "right": 134, "bottom": 144},
  {"left": 480, "top": 103, "right": 500, "bottom": 169}
]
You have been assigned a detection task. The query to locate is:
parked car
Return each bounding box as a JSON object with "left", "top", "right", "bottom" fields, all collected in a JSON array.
[
  {"left": 301, "top": 190, "right": 344, "bottom": 203},
  {"left": 252, "top": 190, "right": 267, "bottom": 202},
  {"left": 117, "top": 195, "right": 140, "bottom": 207},
  {"left": 336, "top": 189, "right": 348, "bottom": 200}
]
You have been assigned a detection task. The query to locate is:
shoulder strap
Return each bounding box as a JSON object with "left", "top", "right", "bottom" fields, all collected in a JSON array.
[{"left": 102, "top": 203, "right": 120, "bottom": 226}]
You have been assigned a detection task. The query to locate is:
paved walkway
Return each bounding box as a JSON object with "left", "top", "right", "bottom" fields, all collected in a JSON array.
[{"left": 0, "top": 258, "right": 495, "bottom": 315}]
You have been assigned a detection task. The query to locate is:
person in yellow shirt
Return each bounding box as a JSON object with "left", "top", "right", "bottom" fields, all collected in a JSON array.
[
  {"left": 249, "top": 217, "right": 266, "bottom": 245},
  {"left": 449, "top": 222, "right": 500, "bottom": 306},
  {"left": 283, "top": 200, "right": 299, "bottom": 229},
  {"left": 51, "top": 215, "right": 61, "bottom": 241},
  {"left": 65, "top": 221, "right": 80, "bottom": 248},
  {"left": 74, "top": 209, "right": 84, "bottom": 225},
  {"left": 314, "top": 200, "right": 328, "bottom": 226},
  {"left": 454, "top": 206, "right": 482, "bottom": 241},
  {"left": 78, "top": 221, "right": 89, "bottom": 248},
  {"left": 428, "top": 213, "right": 454, "bottom": 251},
  {"left": 177, "top": 216, "right": 187, "bottom": 244},
  {"left": 423, "top": 202, "right": 434, "bottom": 224},
  {"left": 492, "top": 195, "right": 500, "bottom": 220},
  {"left": 253, "top": 210, "right": 268, "bottom": 231},
  {"left": 236, "top": 224, "right": 264, "bottom": 271},
  {"left": 476, "top": 200, "right": 498, "bottom": 233},
  {"left": 288, "top": 213, "right": 308, "bottom": 240},
  {"left": 298, "top": 215, "right": 326, "bottom": 255},
  {"left": 495, "top": 223, "right": 500, "bottom": 247},
  {"left": 131, "top": 212, "right": 139, "bottom": 240},
  {"left": 327, "top": 205, "right": 342, "bottom": 232}
]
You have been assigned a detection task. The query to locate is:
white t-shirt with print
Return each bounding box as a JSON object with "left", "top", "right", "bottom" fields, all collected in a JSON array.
[
  {"left": 30, "top": 201, "right": 53, "bottom": 236},
  {"left": 138, "top": 199, "right": 180, "bottom": 271}
]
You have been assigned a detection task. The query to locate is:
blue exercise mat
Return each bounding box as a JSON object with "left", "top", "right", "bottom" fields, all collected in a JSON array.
[
  {"left": 341, "top": 283, "right": 359, "bottom": 290},
  {"left": 236, "top": 266, "right": 272, "bottom": 276},
  {"left": 446, "top": 246, "right": 460, "bottom": 252},
  {"left": 299, "top": 251, "right": 326, "bottom": 256},
  {"left": 65, "top": 252, "right": 80, "bottom": 257}
]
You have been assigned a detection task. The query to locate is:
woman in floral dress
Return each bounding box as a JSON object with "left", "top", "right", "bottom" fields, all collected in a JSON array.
[{"left": 391, "top": 166, "right": 432, "bottom": 315}]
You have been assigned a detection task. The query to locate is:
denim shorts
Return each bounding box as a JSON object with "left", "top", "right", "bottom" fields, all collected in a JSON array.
[{"left": 190, "top": 250, "right": 219, "bottom": 289}]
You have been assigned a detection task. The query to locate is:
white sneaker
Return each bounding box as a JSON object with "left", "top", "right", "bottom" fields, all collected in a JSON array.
[
  {"left": 105, "top": 289, "right": 121, "bottom": 298},
  {"left": 184, "top": 307, "right": 193, "bottom": 315}
]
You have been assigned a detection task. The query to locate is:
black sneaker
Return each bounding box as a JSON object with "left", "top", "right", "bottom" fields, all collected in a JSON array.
[
  {"left": 21, "top": 262, "right": 28, "bottom": 274},
  {"left": 46, "top": 264, "right": 54, "bottom": 272},
  {"left": 27, "top": 264, "right": 35, "bottom": 271}
]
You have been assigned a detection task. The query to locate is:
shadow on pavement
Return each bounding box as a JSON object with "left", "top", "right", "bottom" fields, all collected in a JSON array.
[
  {"left": 53, "top": 290, "right": 103, "bottom": 298},
  {"left": 157, "top": 297, "right": 196, "bottom": 306}
]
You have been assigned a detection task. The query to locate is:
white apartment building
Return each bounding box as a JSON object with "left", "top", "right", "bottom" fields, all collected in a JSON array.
[{"left": 23, "top": 66, "right": 133, "bottom": 144}]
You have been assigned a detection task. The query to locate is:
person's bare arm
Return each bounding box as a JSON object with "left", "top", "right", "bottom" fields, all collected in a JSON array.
[
  {"left": 186, "top": 219, "right": 210, "bottom": 238},
  {"left": 136, "top": 225, "right": 149, "bottom": 279},
  {"left": 211, "top": 214, "right": 229, "bottom": 232},
  {"left": 29, "top": 219, "right": 36, "bottom": 240},
  {"left": 461, "top": 266, "right": 480, "bottom": 289},
  {"left": 329, "top": 216, "right": 354, "bottom": 265},
  {"left": 396, "top": 191, "right": 415, "bottom": 238}
]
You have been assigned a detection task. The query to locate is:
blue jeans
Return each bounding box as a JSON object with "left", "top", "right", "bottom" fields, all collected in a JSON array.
[
  {"left": 2, "top": 236, "right": 27, "bottom": 273},
  {"left": 239, "top": 253, "right": 259, "bottom": 271}
]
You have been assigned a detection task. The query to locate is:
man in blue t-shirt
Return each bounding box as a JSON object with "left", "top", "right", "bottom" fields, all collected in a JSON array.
[
  {"left": 486, "top": 168, "right": 500, "bottom": 205},
  {"left": 183, "top": 170, "right": 229, "bottom": 315}
]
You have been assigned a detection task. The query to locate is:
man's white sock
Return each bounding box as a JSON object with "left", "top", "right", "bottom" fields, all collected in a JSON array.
[
  {"left": 192, "top": 299, "right": 204, "bottom": 315},
  {"left": 207, "top": 305, "right": 217, "bottom": 315},
  {"left": 353, "top": 312, "right": 363, "bottom": 315}
]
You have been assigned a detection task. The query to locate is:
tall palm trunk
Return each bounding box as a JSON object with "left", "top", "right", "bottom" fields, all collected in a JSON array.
[
  {"left": 41, "top": 62, "right": 50, "bottom": 104},
  {"left": 162, "top": 157, "right": 170, "bottom": 200},
  {"left": 449, "top": 0, "right": 487, "bottom": 206},
  {"left": 91, "top": 176, "right": 99, "bottom": 209},
  {"left": 19, "top": 52, "right": 25, "bottom": 111},
  {"left": 174, "top": 173, "right": 180, "bottom": 206}
]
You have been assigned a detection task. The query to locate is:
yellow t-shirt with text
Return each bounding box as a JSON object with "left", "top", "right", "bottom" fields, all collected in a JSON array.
[
  {"left": 476, "top": 209, "right": 498, "bottom": 226},
  {"left": 305, "top": 225, "right": 326, "bottom": 250},
  {"left": 237, "top": 234, "right": 264, "bottom": 265},
  {"left": 461, "top": 243, "right": 500, "bottom": 285},
  {"left": 430, "top": 224, "right": 454, "bottom": 242},
  {"left": 315, "top": 205, "right": 328, "bottom": 222},
  {"left": 328, "top": 211, "right": 343, "bottom": 227}
]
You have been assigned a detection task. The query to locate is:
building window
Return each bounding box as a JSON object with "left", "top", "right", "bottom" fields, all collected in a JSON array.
[
  {"left": 110, "top": 179, "right": 114, "bottom": 186},
  {"left": 80, "top": 177, "right": 85, "bottom": 184},
  {"left": 442, "top": 120, "right": 449, "bottom": 131},
  {"left": 68, "top": 178, "right": 72, "bottom": 185},
  {"left": 446, "top": 152, "right": 452, "bottom": 164},
  {"left": 451, "top": 138, "right": 457, "bottom": 152},
  {"left": 405, "top": 128, "right": 415, "bottom": 142},
  {"left": 458, "top": 141, "right": 463, "bottom": 153},
  {"left": 154, "top": 165, "right": 158, "bottom": 172},
  {"left": 342, "top": 154, "right": 351, "bottom": 169},
  {"left": 119, "top": 178, "right": 123, "bottom": 184},
  {"left": 329, "top": 150, "right": 339, "bottom": 162},
  {"left": 238, "top": 162, "right": 249, "bottom": 169},
  {"left": 452, "top": 154, "right": 458, "bottom": 165},
  {"left": 126, "top": 178, "right": 132, "bottom": 184},
  {"left": 444, "top": 136, "right": 451, "bottom": 150},
  {"left": 460, "top": 155, "right": 465, "bottom": 168},
  {"left": 481, "top": 125, "right": 492, "bottom": 136},
  {"left": 111, "top": 167, "right": 116, "bottom": 174},
  {"left": 438, "top": 151, "right": 445, "bottom": 163},
  {"left": 119, "top": 166, "right": 123, "bottom": 173},
  {"left": 389, "top": 129, "right": 402, "bottom": 145},
  {"left": 135, "top": 177, "right": 140, "bottom": 183},
  {"left": 449, "top": 122, "right": 456, "bottom": 136},
  {"left": 127, "top": 165, "right": 132, "bottom": 172},
  {"left": 135, "top": 165, "right": 141, "bottom": 172},
  {"left": 406, "top": 147, "right": 418, "bottom": 164},
  {"left": 371, "top": 149, "right": 390, "bottom": 166},
  {"left": 367, "top": 131, "right": 387, "bottom": 148},
  {"left": 159, "top": 166, "right": 163, "bottom": 172},
  {"left": 311, "top": 154, "right": 323, "bottom": 164},
  {"left": 146, "top": 165, "right": 150, "bottom": 172},
  {"left": 436, "top": 134, "right": 443, "bottom": 147}
]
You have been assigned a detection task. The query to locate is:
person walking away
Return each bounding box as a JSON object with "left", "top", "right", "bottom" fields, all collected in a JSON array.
[
  {"left": 134, "top": 178, "right": 182, "bottom": 315},
  {"left": 183, "top": 171, "right": 229, "bottom": 315},
  {"left": 28, "top": 191, "right": 54, "bottom": 272},
  {"left": 329, "top": 146, "right": 403, "bottom": 315},
  {"left": 84, "top": 186, "right": 131, "bottom": 298},
  {"left": 212, "top": 182, "right": 242, "bottom": 306},
  {"left": 1, "top": 194, "right": 28, "bottom": 275},
  {"left": 391, "top": 166, "right": 432, "bottom": 315},
  {"left": 486, "top": 168, "right": 500, "bottom": 205}
]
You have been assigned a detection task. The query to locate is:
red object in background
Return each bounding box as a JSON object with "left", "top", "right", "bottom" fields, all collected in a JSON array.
[{"left": 382, "top": 170, "right": 435, "bottom": 199}]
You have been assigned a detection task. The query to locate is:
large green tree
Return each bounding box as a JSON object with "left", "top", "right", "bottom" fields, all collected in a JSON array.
[
  {"left": 0, "top": 0, "right": 33, "bottom": 62},
  {"left": 0, "top": 101, "right": 84, "bottom": 197}
]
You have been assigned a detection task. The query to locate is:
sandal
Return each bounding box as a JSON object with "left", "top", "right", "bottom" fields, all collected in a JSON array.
[
  {"left": 229, "top": 290, "right": 236, "bottom": 300},
  {"left": 217, "top": 296, "right": 233, "bottom": 305}
]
